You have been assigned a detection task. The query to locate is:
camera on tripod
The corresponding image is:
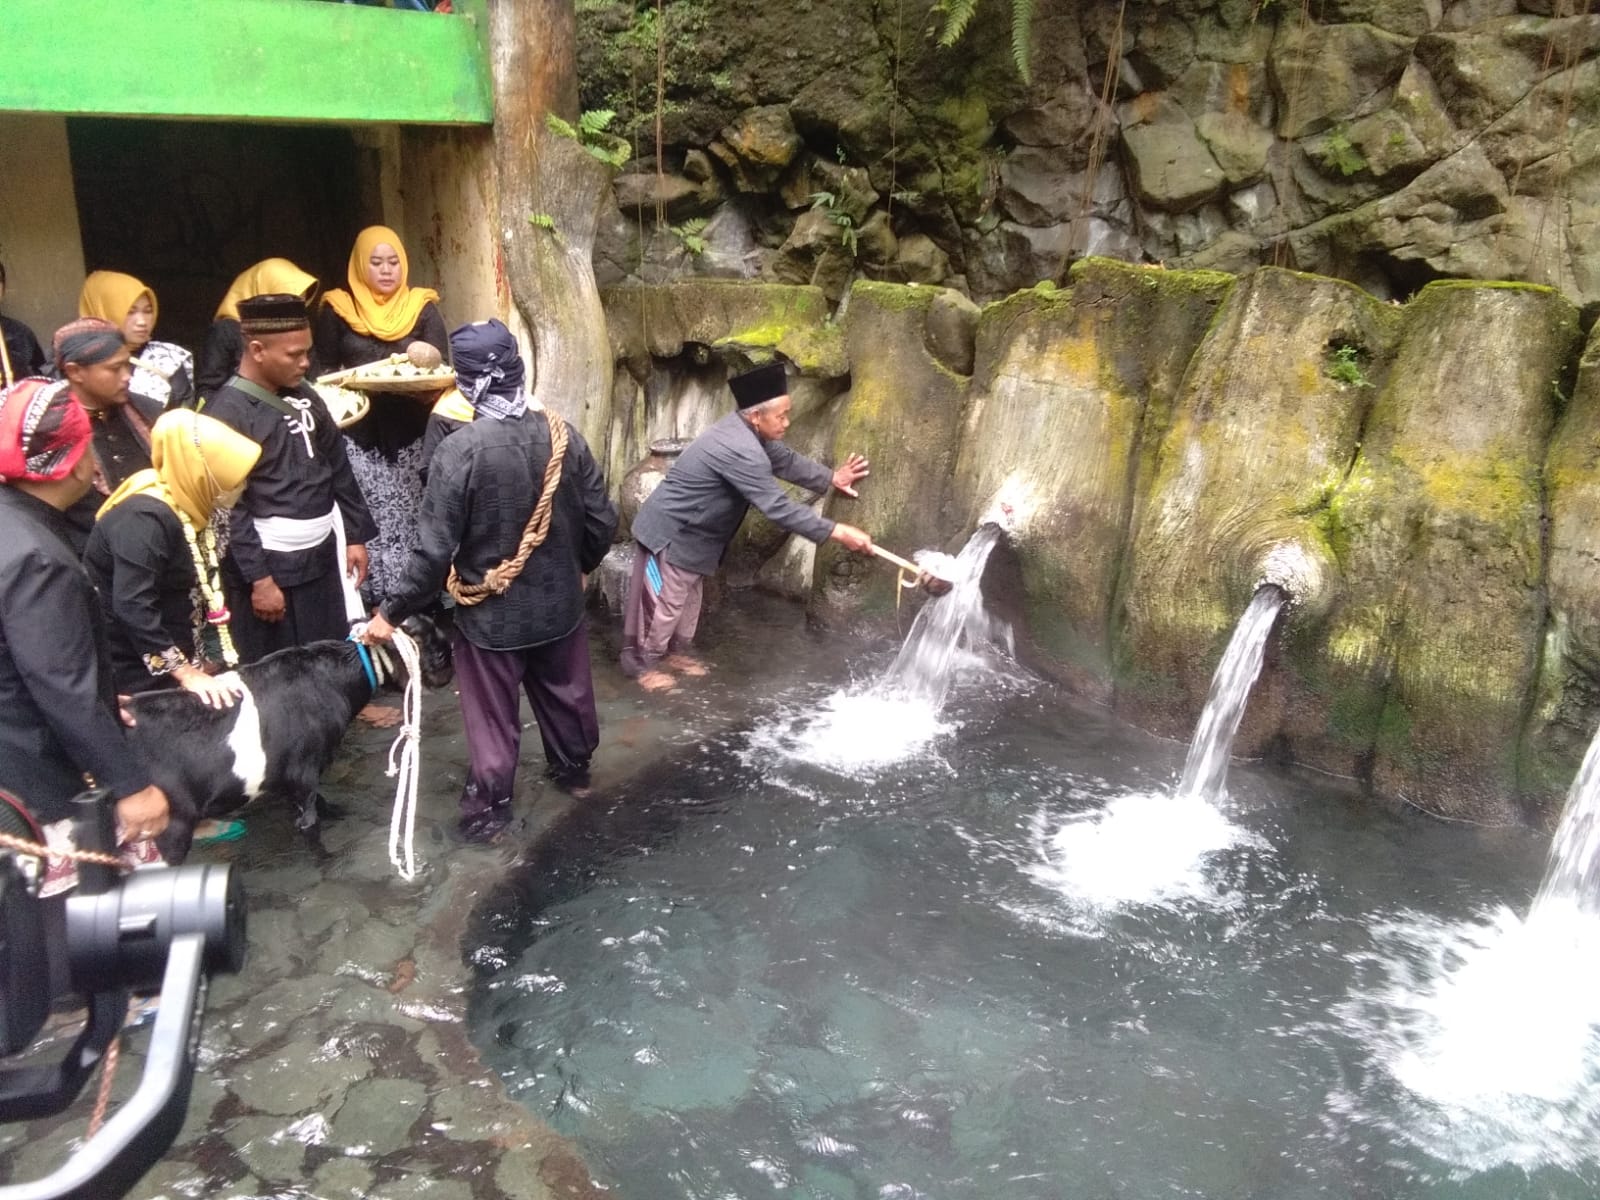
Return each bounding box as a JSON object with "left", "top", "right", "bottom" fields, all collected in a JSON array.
[{"left": 0, "top": 787, "right": 247, "bottom": 1200}]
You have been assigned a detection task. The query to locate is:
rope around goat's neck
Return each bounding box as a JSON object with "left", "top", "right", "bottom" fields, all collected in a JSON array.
[
  {"left": 447, "top": 410, "right": 569, "bottom": 606},
  {"left": 384, "top": 628, "right": 423, "bottom": 880}
]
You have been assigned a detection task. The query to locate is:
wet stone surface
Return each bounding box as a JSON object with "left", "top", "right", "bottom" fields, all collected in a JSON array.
[{"left": 0, "top": 599, "right": 866, "bottom": 1200}]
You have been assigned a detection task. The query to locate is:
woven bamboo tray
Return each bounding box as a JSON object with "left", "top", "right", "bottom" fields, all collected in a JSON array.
[
  {"left": 317, "top": 354, "right": 455, "bottom": 394},
  {"left": 313, "top": 383, "right": 371, "bottom": 429},
  {"left": 335, "top": 371, "right": 456, "bottom": 394}
]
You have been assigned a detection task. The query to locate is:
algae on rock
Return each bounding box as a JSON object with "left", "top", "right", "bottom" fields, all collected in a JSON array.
[
  {"left": 955, "top": 260, "right": 1233, "bottom": 697},
  {"left": 1116, "top": 267, "right": 1397, "bottom": 745},
  {"left": 1327, "top": 281, "right": 1578, "bottom": 822},
  {"left": 1522, "top": 318, "right": 1600, "bottom": 818},
  {"left": 811, "top": 282, "right": 974, "bottom": 624}
]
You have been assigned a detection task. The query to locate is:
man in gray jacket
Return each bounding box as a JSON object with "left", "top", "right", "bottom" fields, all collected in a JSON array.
[{"left": 622, "top": 360, "right": 874, "bottom": 691}]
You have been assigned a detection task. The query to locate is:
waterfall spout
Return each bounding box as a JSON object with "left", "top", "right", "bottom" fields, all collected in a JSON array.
[
  {"left": 882, "top": 524, "right": 1009, "bottom": 710},
  {"left": 1256, "top": 542, "right": 1319, "bottom": 603},
  {"left": 1176, "top": 584, "right": 1287, "bottom": 804},
  {"left": 1532, "top": 722, "right": 1600, "bottom": 916}
]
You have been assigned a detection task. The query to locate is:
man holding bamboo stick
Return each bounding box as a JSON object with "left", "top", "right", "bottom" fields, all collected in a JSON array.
[{"left": 622, "top": 359, "right": 874, "bottom": 692}]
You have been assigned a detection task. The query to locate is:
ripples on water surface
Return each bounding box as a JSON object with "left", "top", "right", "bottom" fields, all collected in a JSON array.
[{"left": 468, "top": 654, "right": 1600, "bottom": 1199}]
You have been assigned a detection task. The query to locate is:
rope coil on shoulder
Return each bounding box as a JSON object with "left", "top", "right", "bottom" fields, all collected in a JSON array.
[{"left": 447, "top": 410, "right": 569, "bottom": 606}]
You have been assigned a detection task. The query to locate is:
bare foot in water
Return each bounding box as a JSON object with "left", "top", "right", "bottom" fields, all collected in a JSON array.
[
  {"left": 358, "top": 703, "right": 403, "bottom": 728},
  {"left": 638, "top": 669, "right": 678, "bottom": 693},
  {"left": 662, "top": 653, "right": 708, "bottom": 677}
]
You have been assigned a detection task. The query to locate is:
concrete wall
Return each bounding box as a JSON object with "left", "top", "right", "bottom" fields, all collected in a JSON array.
[
  {"left": 0, "top": 114, "right": 86, "bottom": 351},
  {"left": 395, "top": 126, "right": 505, "bottom": 331}
]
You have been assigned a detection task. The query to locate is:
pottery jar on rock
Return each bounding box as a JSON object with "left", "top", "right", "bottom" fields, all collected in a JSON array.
[{"left": 617, "top": 437, "right": 691, "bottom": 542}]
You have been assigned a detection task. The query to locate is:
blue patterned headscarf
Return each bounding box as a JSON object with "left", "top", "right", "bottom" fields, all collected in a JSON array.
[{"left": 449, "top": 319, "right": 527, "bottom": 421}]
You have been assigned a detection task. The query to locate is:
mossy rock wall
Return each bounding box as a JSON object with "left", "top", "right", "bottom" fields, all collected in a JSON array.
[
  {"left": 1325, "top": 281, "right": 1578, "bottom": 821},
  {"left": 955, "top": 260, "right": 1233, "bottom": 696},
  {"left": 1116, "top": 268, "right": 1399, "bottom": 743},
  {"left": 596, "top": 268, "right": 1600, "bottom": 824},
  {"left": 1514, "top": 320, "right": 1600, "bottom": 811},
  {"left": 811, "top": 282, "right": 973, "bottom": 624},
  {"left": 599, "top": 280, "right": 844, "bottom": 491}
]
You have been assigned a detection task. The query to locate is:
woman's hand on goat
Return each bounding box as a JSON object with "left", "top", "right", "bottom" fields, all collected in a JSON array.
[{"left": 175, "top": 664, "right": 246, "bottom": 710}]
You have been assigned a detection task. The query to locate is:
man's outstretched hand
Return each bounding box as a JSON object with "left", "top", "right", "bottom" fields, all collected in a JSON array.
[
  {"left": 830, "top": 522, "right": 874, "bottom": 555},
  {"left": 832, "top": 453, "right": 871, "bottom": 498}
]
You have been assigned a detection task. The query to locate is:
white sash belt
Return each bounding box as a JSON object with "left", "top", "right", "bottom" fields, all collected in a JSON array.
[
  {"left": 255, "top": 506, "right": 366, "bottom": 623},
  {"left": 255, "top": 511, "right": 336, "bottom": 554}
]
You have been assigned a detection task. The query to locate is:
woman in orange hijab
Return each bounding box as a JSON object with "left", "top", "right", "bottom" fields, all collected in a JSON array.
[
  {"left": 78, "top": 270, "right": 195, "bottom": 410},
  {"left": 314, "top": 225, "right": 450, "bottom": 602},
  {"left": 196, "top": 257, "right": 319, "bottom": 400}
]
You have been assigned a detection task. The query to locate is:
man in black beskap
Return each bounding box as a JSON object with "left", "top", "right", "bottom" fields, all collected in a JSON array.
[
  {"left": 363, "top": 320, "right": 617, "bottom": 842},
  {"left": 203, "top": 294, "right": 377, "bottom": 667}
]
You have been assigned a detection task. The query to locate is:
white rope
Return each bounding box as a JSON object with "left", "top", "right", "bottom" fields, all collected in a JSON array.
[{"left": 382, "top": 627, "right": 424, "bottom": 880}]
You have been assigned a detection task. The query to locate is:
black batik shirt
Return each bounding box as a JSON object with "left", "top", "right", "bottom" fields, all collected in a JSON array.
[{"left": 380, "top": 410, "right": 618, "bottom": 651}]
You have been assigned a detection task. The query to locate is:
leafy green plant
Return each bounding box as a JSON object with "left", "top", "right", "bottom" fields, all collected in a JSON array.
[
  {"left": 809, "top": 192, "right": 859, "bottom": 255},
  {"left": 1326, "top": 344, "right": 1370, "bottom": 388},
  {"left": 935, "top": 0, "right": 1036, "bottom": 82},
  {"left": 1318, "top": 126, "right": 1367, "bottom": 178},
  {"left": 668, "top": 218, "right": 710, "bottom": 256},
  {"left": 546, "top": 110, "right": 631, "bottom": 170},
  {"left": 527, "top": 212, "right": 566, "bottom": 245}
]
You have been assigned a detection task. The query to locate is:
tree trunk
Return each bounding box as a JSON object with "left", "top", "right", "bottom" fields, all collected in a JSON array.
[{"left": 488, "top": 0, "right": 614, "bottom": 443}]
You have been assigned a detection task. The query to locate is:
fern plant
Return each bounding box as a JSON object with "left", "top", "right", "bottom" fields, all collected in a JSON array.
[
  {"left": 668, "top": 218, "right": 710, "bottom": 256},
  {"left": 546, "top": 110, "right": 631, "bottom": 170},
  {"left": 936, "top": 0, "right": 1035, "bottom": 83}
]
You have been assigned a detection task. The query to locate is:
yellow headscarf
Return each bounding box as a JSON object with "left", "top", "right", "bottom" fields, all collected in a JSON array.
[
  {"left": 321, "top": 225, "right": 441, "bottom": 344},
  {"left": 215, "top": 258, "right": 319, "bottom": 321},
  {"left": 98, "top": 410, "right": 261, "bottom": 526},
  {"left": 79, "top": 270, "right": 156, "bottom": 326}
]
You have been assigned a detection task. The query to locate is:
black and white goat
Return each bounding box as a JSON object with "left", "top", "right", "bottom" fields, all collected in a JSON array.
[{"left": 125, "top": 614, "right": 454, "bottom": 864}]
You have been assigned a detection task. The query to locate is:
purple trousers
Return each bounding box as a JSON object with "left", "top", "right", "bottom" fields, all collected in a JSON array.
[
  {"left": 452, "top": 620, "right": 599, "bottom": 819},
  {"left": 620, "top": 543, "right": 705, "bottom": 677}
]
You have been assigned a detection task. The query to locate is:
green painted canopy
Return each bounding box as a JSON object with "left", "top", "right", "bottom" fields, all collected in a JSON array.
[{"left": 3, "top": 0, "right": 493, "bottom": 125}]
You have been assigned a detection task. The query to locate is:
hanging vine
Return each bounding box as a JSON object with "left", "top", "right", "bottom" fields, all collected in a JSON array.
[{"left": 1070, "top": 0, "right": 1129, "bottom": 270}]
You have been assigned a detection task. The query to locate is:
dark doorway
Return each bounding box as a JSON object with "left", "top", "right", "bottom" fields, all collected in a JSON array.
[{"left": 67, "top": 118, "right": 383, "bottom": 353}]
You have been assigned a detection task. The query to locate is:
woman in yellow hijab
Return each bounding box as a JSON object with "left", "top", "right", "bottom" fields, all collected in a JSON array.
[
  {"left": 196, "top": 258, "right": 319, "bottom": 399},
  {"left": 84, "top": 410, "right": 261, "bottom": 707},
  {"left": 315, "top": 225, "right": 450, "bottom": 602},
  {"left": 78, "top": 270, "right": 195, "bottom": 409}
]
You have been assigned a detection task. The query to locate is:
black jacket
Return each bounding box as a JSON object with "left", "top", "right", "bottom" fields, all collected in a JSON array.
[
  {"left": 0, "top": 487, "right": 151, "bottom": 823},
  {"left": 381, "top": 409, "right": 617, "bottom": 651},
  {"left": 82, "top": 496, "right": 198, "bottom": 693},
  {"left": 313, "top": 302, "right": 451, "bottom": 458}
]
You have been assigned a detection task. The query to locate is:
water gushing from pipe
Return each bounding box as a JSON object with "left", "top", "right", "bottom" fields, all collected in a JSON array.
[
  {"left": 1175, "top": 584, "right": 1287, "bottom": 803},
  {"left": 880, "top": 524, "right": 1009, "bottom": 711},
  {"left": 1533, "top": 721, "right": 1600, "bottom": 916}
]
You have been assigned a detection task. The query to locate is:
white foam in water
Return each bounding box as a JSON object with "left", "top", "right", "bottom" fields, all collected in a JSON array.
[
  {"left": 1337, "top": 898, "right": 1600, "bottom": 1173},
  {"left": 745, "top": 689, "right": 956, "bottom": 777},
  {"left": 746, "top": 526, "right": 1011, "bottom": 777},
  {"left": 1025, "top": 790, "right": 1261, "bottom": 912}
]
